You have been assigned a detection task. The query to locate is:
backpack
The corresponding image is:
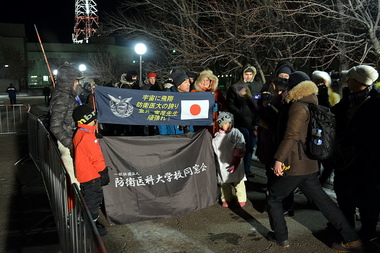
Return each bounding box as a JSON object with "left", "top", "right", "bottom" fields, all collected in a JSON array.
[{"left": 301, "top": 102, "right": 336, "bottom": 160}]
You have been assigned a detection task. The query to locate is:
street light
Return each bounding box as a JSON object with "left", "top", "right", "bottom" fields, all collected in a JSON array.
[
  {"left": 79, "top": 64, "right": 87, "bottom": 75},
  {"left": 134, "top": 43, "right": 147, "bottom": 86}
]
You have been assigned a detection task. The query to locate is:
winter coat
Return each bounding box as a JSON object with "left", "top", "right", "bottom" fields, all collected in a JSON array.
[
  {"left": 6, "top": 85, "right": 17, "bottom": 98},
  {"left": 73, "top": 123, "right": 106, "bottom": 183},
  {"left": 157, "top": 87, "right": 194, "bottom": 135},
  {"left": 274, "top": 80, "right": 319, "bottom": 176},
  {"left": 50, "top": 79, "right": 80, "bottom": 148},
  {"left": 212, "top": 128, "right": 246, "bottom": 184},
  {"left": 331, "top": 86, "right": 380, "bottom": 185}
]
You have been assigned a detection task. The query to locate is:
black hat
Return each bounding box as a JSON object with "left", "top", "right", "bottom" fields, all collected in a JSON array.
[
  {"left": 73, "top": 105, "right": 96, "bottom": 125},
  {"left": 287, "top": 71, "right": 310, "bottom": 90},
  {"left": 171, "top": 69, "right": 189, "bottom": 87}
]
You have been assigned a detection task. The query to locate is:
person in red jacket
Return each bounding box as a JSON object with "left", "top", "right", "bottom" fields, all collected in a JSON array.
[{"left": 72, "top": 104, "right": 109, "bottom": 236}]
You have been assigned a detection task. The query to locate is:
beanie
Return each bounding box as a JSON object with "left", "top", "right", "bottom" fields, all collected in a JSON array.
[
  {"left": 217, "top": 112, "right": 233, "bottom": 127},
  {"left": 170, "top": 70, "right": 189, "bottom": 87},
  {"left": 277, "top": 66, "right": 292, "bottom": 75},
  {"left": 342, "top": 65, "right": 379, "bottom": 85},
  {"left": 147, "top": 72, "right": 157, "bottom": 78},
  {"left": 126, "top": 70, "right": 138, "bottom": 82},
  {"left": 312, "top": 70, "right": 332, "bottom": 85},
  {"left": 287, "top": 71, "right": 311, "bottom": 90},
  {"left": 73, "top": 105, "right": 96, "bottom": 125}
]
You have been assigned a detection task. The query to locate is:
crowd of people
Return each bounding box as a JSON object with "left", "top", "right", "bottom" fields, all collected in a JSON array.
[{"left": 47, "top": 62, "right": 379, "bottom": 252}]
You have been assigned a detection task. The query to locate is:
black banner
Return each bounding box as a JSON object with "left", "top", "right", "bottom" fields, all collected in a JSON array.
[{"left": 99, "top": 129, "right": 218, "bottom": 224}]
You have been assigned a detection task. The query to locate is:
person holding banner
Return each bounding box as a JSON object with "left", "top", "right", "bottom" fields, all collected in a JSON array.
[
  {"left": 191, "top": 69, "right": 226, "bottom": 135},
  {"left": 212, "top": 112, "right": 247, "bottom": 208},
  {"left": 158, "top": 69, "right": 194, "bottom": 135}
]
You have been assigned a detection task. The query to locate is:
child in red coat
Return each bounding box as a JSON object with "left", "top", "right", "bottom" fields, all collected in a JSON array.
[{"left": 72, "top": 104, "right": 109, "bottom": 236}]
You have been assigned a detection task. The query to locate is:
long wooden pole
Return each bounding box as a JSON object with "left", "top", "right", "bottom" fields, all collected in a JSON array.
[{"left": 34, "top": 24, "right": 55, "bottom": 87}]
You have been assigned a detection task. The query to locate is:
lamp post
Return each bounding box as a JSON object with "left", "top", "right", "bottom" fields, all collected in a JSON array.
[{"left": 134, "top": 43, "right": 147, "bottom": 86}]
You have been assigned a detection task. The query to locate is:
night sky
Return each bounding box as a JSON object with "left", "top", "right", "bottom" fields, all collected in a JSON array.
[{"left": 0, "top": 0, "right": 119, "bottom": 43}]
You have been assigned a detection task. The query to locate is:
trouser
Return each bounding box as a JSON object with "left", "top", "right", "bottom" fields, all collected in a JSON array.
[
  {"left": 265, "top": 165, "right": 294, "bottom": 212},
  {"left": 80, "top": 178, "right": 103, "bottom": 220},
  {"left": 238, "top": 127, "right": 256, "bottom": 174},
  {"left": 57, "top": 141, "right": 80, "bottom": 187},
  {"left": 220, "top": 180, "right": 247, "bottom": 203},
  {"left": 334, "top": 172, "right": 380, "bottom": 240},
  {"left": 267, "top": 172, "right": 359, "bottom": 243},
  {"left": 9, "top": 97, "right": 16, "bottom": 104}
]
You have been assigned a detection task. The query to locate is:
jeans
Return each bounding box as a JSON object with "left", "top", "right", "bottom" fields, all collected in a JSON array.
[
  {"left": 238, "top": 127, "right": 256, "bottom": 174},
  {"left": 267, "top": 172, "right": 359, "bottom": 243}
]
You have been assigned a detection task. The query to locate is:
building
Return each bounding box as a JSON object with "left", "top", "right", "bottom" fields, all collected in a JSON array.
[{"left": 0, "top": 23, "right": 135, "bottom": 94}]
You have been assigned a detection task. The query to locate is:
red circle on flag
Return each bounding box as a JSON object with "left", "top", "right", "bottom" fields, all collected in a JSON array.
[{"left": 190, "top": 104, "right": 201, "bottom": 116}]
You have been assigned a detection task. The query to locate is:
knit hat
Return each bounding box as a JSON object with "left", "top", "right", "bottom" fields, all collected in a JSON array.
[
  {"left": 170, "top": 69, "right": 189, "bottom": 87},
  {"left": 277, "top": 66, "right": 292, "bottom": 75},
  {"left": 342, "top": 65, "right": 379, "bottom": 85},
  {"left": 217, "top": 112, "right": 233, "bottom": 127},
  {"left": 287, "top": 71, "right": 311, "bottom": 90},
  {"left": 126, "top": 70, "right": 138, "bottom": 82},
  {"left": 73, "top": 105, "right": 96, "bottom": 125},
  {"left": 312, "top": 70, "right": 332, "bottom": 85},
  {"left": 147, "top": 72, "right": 157, "bottom": 78}
]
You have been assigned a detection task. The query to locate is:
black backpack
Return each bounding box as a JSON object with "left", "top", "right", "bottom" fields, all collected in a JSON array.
[{"left": 301, "top": 102, "right": 336, "bottom": 160}]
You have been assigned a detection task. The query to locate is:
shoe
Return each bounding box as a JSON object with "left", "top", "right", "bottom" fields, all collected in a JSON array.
[
  {"left": 331, "top": 239, "right": 363, "bottom": 252},
  {"left": 267, "top": 231, "right": 290, "bottom": 248},
  {"left": 234, "top": 202, "right": 246, "bottom": 208},
  {"left": 95, "top": 222, "right": 108, "bottom": 236},
  {"left": 221, "top": 202, "right": 229, "bottom": 207}
]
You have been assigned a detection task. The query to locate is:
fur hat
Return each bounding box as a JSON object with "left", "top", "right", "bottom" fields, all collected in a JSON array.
[
  {"left": 72, "top": 105, "right": 96, "bottom": 125},
  {"left": 342, "top": 65, "right": 379, "bottom": 85},
  {"left": 287, "top": 71, "right": 311, "bottom": 90},
  {"left": 312, "top": 70, "right": 332, "bottom": 85},
  {"left": 170, "top": 69, "right": 189, "bottom": 87},
  {"left": 194, "top": 70, "right": 218, "bottom": 91},
  {"left": 217, "top": 112, "right": 233, "bottom": 127}
]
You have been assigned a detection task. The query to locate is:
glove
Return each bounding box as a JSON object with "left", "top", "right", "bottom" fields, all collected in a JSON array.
[
  {"left": 212, "top": 103, "right": 218, "bottom": 112},
  {"left": 99, "top": 167, "right": 110, "bottom": 186}
]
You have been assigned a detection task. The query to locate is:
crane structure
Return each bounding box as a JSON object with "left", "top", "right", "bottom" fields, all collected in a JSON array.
[{"left": 73, "top": 0, "right": 99, "bottom": 44}]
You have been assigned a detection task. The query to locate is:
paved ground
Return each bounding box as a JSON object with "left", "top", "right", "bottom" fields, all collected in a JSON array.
[{"left": 0, "top": 94, "right": 379, "bottom": 253}]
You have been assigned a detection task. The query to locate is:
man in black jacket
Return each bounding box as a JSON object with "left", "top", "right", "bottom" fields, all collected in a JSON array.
[
  {"left": 331, "top": 65, "right": 380, "bottom": 244},
  {"left": 50, "top": 64, "right": 84, "bottom": 187}
]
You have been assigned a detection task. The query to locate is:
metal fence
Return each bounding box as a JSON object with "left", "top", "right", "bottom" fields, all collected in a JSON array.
[
  {"left": 0, "top": 104, "right": 29, "bottom": 134},
  {"left": 27, "top": 112, "right": 107, "bottom": 253}
]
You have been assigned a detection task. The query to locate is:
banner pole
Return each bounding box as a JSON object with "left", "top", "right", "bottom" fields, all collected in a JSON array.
[{"left": 34, "top": 24, "right": 56, "bottom": 87}]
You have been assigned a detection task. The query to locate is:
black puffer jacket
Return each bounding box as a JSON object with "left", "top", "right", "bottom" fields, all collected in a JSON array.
[{"left": 50, "top": 65, "right": 81, "bottom": 148}]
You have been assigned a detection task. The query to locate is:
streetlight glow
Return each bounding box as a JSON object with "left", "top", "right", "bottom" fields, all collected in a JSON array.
[
  {"left": 79, "top": 64, "right": 87, "bottom": 72},
  {"left": 134, "top": 43, "right": 147, "bottom": 55},
  {"left": 134, "top": 43, "right": 147, "bottom": 86}
]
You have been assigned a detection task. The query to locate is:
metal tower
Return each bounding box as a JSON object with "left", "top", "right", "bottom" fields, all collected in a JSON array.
[{"left": 73, "top": 0, "right": 99, "bottom": 44}]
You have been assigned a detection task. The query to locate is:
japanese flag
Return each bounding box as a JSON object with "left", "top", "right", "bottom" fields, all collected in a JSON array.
[{"left": 181, "top": 100, "right": 209, "bottom": 120}]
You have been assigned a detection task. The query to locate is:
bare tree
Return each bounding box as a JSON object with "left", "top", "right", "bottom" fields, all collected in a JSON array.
[{"left": 101, "top": 0, "right": 380, "bottom": 83}]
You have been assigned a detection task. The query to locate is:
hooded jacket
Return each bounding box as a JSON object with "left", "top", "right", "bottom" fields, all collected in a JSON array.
[
  {"left": 274, "top": 80, "right": 319, "bottom": 176},
  {"left": 191, "top": 70, "right": 226, "bottom": 134},
  {"left": 50, "top": 65, "right": 81, "bottom": 148},
  {"left": 226, "top": 66, "right": 261, "bottom": 128}
]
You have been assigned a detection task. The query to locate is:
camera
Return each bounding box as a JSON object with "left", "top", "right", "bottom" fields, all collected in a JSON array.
[{"left": 254, "top": 93, "right": 272, "bottom": 100}]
